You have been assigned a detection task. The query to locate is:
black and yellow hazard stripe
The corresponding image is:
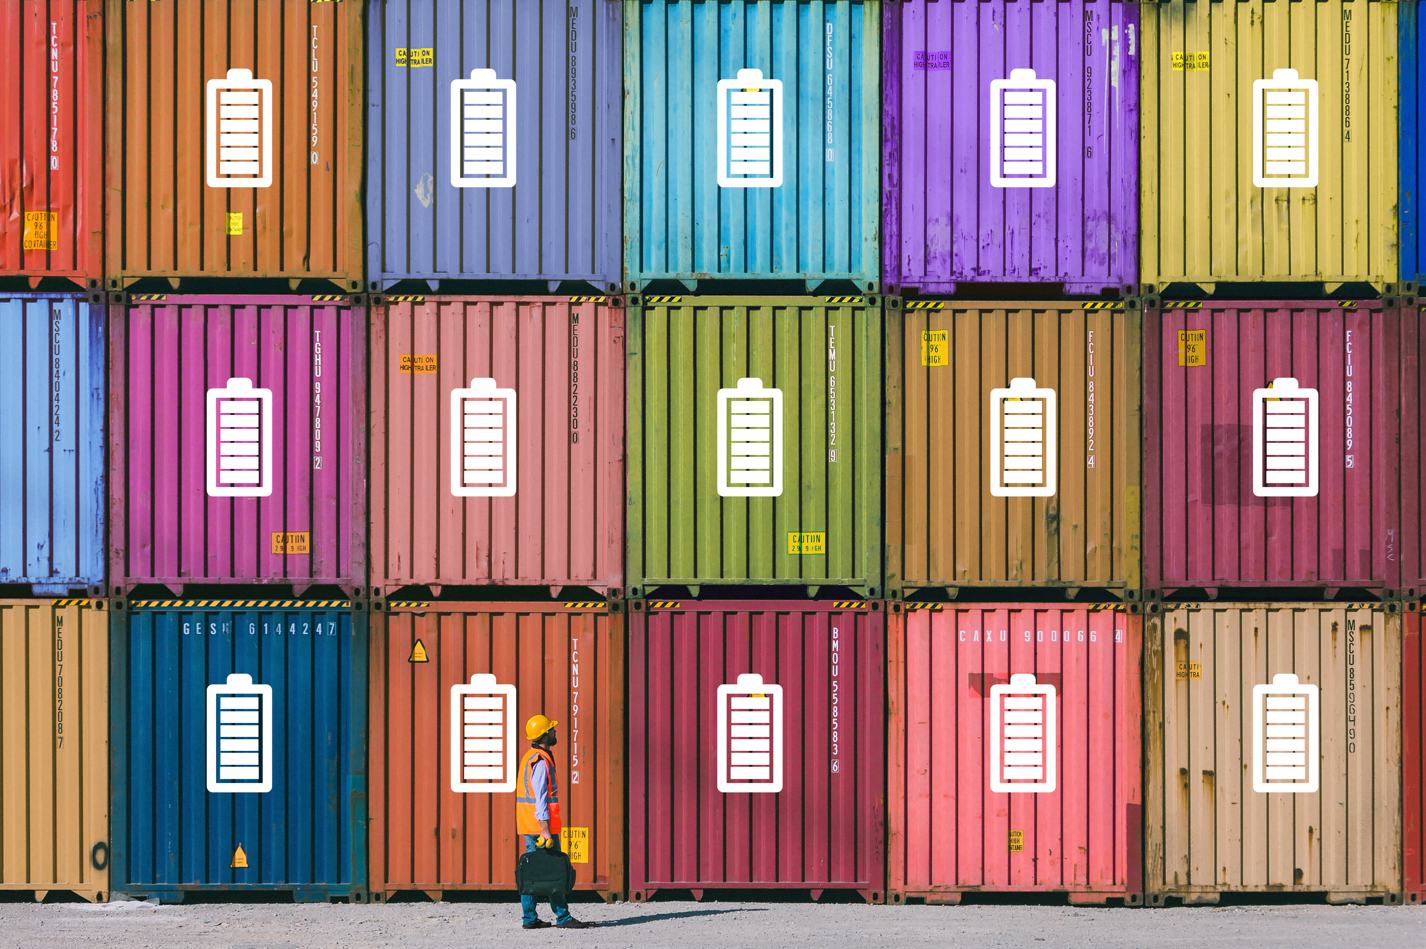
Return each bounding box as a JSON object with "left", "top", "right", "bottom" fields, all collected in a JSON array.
[
  {"left": 1337, "top": 301, "right": 1358, "bottom": 309},
  {"left": 384, "top": 295, "right": 426, "bottom": 303},
  {"left": 49, "top": 599, "right": 101, "bottom": 607},
  {"left": 1081, "top": 302, "right": 1123, "bottom": 310},
  {"left": 131, "top": 294, "right": 168, "bottom": 301},
  {"left": 824, "top": 296, "right": 862, "bottom": 304},
  {"left": 310, "top": 295, "right": 348, "bottom": 302},
  {"left": 646, "top": 601, "right": 682, "bottom": 609},
  {"left": 642, "top": 296, "right": 683, "bottom": 304},
  {"left": 130, "top": 600, "right": 352, "bottom": 609},
  {"left": 562, "top": 602, "right": 606, "bottom": 609},
  {"left": 905, "top": 301, "right": 945, "bottom": 310},
  {"left": 387, "top": 601, "right": 432, "bottom": 609},
  {"left": 568, "top": 296, "right": 610, "bottom": 303},
  {"left": 901, "top": 603, "right": 944, "bottom": 612},
  {"left": 1163, "top": 301, "right": 1203, "bottom": 309},
  {"left": 831, "top": 601, "right": 867, "bottom": 609}
]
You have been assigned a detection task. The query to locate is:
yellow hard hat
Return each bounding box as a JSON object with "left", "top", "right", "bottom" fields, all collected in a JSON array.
[{"left": 525, "top": 714, "right": 558, "bottom": 741}]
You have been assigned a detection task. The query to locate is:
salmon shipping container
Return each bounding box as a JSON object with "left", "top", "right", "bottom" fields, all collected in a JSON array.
[
  {"left": 1140, "top": 0, "right": 1399, "bottom": 292},
  {"left": 367, "top": 0, "right": 622, "bottom": 290},
  {"left": 627, "top": 599, "right": 885, "bottom": 901},
  {"left": 104, "top": 0, "right": 363, "bottom": 288},
  {"left": 1402, "top": 305, "right": 1424, "bottom": 596},
  {"left": 1405, "top": 3, "right": 1422, "bottom": 284},
  {"left": 1405, "top": 603, "right": 1424, "bottom": 903},
  {"left": 369, "top": 601, "right": 624, "bottom": 901},
  {"left": 0, "top": 599, "right": 108, "bottom": 902},
  {"left": 627, "top": 296, "right": 882, "bottom": 598},
  {"left": 1144, "top": 602, "right": 1402, "bottom": 904},
  {"left": 0, "top": 1, "right": 103, "bottom": 285},
  {"left": 882, "top": 0, "right": 1139, "bottom": 297},
  {"left": 885, "top": 299, "right": 1140, "bottom": 599},
  {"left": 109, "top": 599, "right": 368, "bottom": 902},
  {"left": 108, "top": 295, "right": 367, "bottom": 597},
  {"left": 623, "top": 0, "right": 881, "bottom": 291},
  {"left": 887, "top": 603, "right": 1142, "bottom": 905},
  {"left": 370, "top": 296, "right": 624, "bottom": 598}
]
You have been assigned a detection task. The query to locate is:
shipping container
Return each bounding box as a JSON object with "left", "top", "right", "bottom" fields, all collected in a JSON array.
[
  {"left": 1143, "top": 302, "right": 1407, "bottom": 597},
  {"left": 627, "top": 296, "right": 882, "bottom": 598},
  {"left": 0, "top": 293, "right": 105, "bottom": 595},
  {"left": 1404, "top": 1, "right": 1422, "bottom": 284},
  {"left": 622, "top": 0, "right": 881, "bottom": 292},
  {"left": 886, "top": 299, "right": 1140, "bottom": 599},
  {"left": 109, "top": 598, "right": 368, "bottom": 902},
  {"left": 370, "top": 296, "right": 624, "bottom": 598},
  {"left": 367, "top": 0, "right": 622, "bottom": 291},
  {"left": 882, "top": 1, "right": 1139, "bottom": 297},
  {"left": 369, "top": 600, "right": 624, "bottom": 901},
  {"left": 0, "top": 1, "right": 103, "bottom": 285},
  {"left": 1140, "top": 0, "right": 1399, "bottom": 292},
  {"left": 104, "top": 0, "right": 363, "bottom": 288},
  {"left": 1144, "top": 602, "right": 1402, "bottom": 905},
  {"left": 1402, "top": 305, "right": 1424, "bottom": 598},
  {"left": 627, "top": 599, "right": 885, "bottom": 901},
  {"left": 1405, "top": 603, "right": 1424, "bottom": 904},
  {"left": 0, "top": 599, "right": 108, "bottom": 902},
  {"left": 887, "top": 603, "right": 1142, "bottom": 905},
  {"left": 108, "top": 295, "right": 367, "bottom": 597}
]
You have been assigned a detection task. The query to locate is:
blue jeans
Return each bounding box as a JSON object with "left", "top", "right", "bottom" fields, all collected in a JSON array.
[{"left": 521, "top": 834, "right": 572, "bottom": 925}]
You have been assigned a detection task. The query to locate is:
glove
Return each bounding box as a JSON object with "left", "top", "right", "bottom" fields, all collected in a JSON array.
[{"left": 535, "top": 835, "right": 555, "bottom": 849}]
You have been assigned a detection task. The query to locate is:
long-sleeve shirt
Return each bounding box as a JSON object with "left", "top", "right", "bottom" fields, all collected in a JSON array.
[{"left": 529, "top": 757, "right": 552, "bottom": 821}]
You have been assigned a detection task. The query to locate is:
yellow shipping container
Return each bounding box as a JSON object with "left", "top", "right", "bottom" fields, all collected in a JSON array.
[{"left": 1141, "top": 1, "right": 1399, "bottom": 292}]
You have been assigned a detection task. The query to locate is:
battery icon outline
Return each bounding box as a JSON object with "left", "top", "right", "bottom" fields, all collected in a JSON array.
[
  {"left": 450, "top": 673, "right": 518, "bottom": 794},
  {"left": 1252, "top": 68, "right": 1319, "bottom": 188},
  {"left": 450, "top": 378, "right": 518, "bottom": 498},
  {"left": 1251, "top": 672, "right": 1320, "bottom": 794},
  {"left": 450, "top": 68, "right": 517, "bottom": 189},
  {"left": 1251, "top": 377, "right": 1319, "bottom": 498},
  {"left": 206, "top": 673, "right": 273, "bottom": 794},
  {"left": 989, "top": 377, "right": 1057, "bottom": 498},
  {"left": 205, "top": 377, "right": 274, "bottom": 499},
  {"left": 988, "top": 672, "right": 1057, "bottom": 794},
  {"left": 206, "top": 68, "right": 273, "bottom": 189},
  {"left": 715, "top": 377, "right": 783, "bottom": 498},
  {"left": 990, "top": 68, "right": 1057, "bottom": 189},
  {"left": 716, "top": 672, "right": 784, "bottom": 794},
  {"left": 717, "top": 68, "right": 783, "bottom": 189}
]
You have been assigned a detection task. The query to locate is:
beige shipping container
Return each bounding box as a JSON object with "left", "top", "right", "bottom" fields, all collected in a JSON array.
[
  {"left": 0, "top": 600, "right": 108, "bottom": 902},
  {"left": 1141, "top": 1, "right": 1399, "bottom": 292},
  {"left": 1144, "top": 603, "right": 1402, "bottom": 905}
]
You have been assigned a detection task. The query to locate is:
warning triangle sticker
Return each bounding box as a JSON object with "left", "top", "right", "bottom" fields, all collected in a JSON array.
[
  {"left": 231, "top": 844, "right": 248, "bottom": 869},
  {"left": 409, "top": 639, "right": 429, "bottom": 663}
]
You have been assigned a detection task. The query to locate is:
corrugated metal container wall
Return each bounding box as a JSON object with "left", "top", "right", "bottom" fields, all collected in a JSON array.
[
  {"left": 1144, "top": 603, "right": 1402, "bottom": 904},
  {"left": 370, "top": 296, "right": 624, "bottom": 598},
  {"left": 627, "top": 600, "right": 885, "bottom": 901},
  {"left": 627, "top": 296, "right": 882, "bottom": 597},
  {"left": 367, "top": 0, "right": 622, "bottom": 290},
  {"left": 1404, "top": 2, "right": 1421, "bottom": 283},
  {"left": 0, "top": 599, "right": 107, "bottom": 901},
  {"left": 623, "top": 0, "right": 881, "bottom": 291},
  {"left": 369, "top": 602, "right": 624, "bottom": 901},
  {"left": 887, "top": 604, "right": 1142, "bottom": 905},
  {"left": 0, "top": 293, "right": 104, "bottom": 595},
  {"left": 0, "top": 1, "right": 103, "bottom": 284},
  {"left": 104, "top": 0, "right": 364, "bottom": 287},
  {"left": 1140, "top": 1, "right": 1399, "bottom": 291},
  {"left": 108, "top": 295, "right": 367, "bottom": 597},
  {"left": 1143, "top": 302, "right": 1403, "bottom": 596},
  {"left": 886, "top": 300, "right": 1140, "bottom": 598},
  {"left": 1403, "top": 306, "right": 1424, "bottom": 597},
  {"left": 1406, "top": 604, "right": 1424, "bottom": 904},
  {"left": 882, "top": 1, "right": 1139, "bottom": 296},
  {"left": 109, "top": 600, "right": 368, "bottom": 902}
]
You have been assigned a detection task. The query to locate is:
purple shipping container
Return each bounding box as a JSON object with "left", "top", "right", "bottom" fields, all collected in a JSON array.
[
  {"left": 882, "top": 1, "right": 1139, "bottom": 297},
  {"left": 108, "top": 295, "right": 367, "bottom": 597},
  {"left": 1402, "top": 306, "right": 1424, "bottom": 598}
]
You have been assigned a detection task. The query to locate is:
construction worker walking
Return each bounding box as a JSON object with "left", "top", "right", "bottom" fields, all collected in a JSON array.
[{"left": 516, "top": 714, "right": 594, "bottom": 930}]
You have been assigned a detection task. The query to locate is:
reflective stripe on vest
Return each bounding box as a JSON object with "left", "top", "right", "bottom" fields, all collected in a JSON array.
[{"left": 517, "top": 747, "right": 559, "bottom": 805}]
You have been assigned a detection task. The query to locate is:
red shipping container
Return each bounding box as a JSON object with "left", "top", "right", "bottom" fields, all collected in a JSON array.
[
  {"left": 1402, "top": 308, "right": 1425, "bottom": 597},
  {"left": 627, "top": 599, "right": 885, "bottom": 903},
  {"left": 370, "top": 296, "right": 624, "bottom": 598},
  {"left": 0, "top": 1, "right": 103, "bottom": 284},
  {"left": 1406, "top": 603, "right": 1425, "bottom": 905},
  {"left": 108, "top": 294, "right": 367, "bottom": 596},
  {"left": 887, "top": 603, "right": 1143, "bottom": 905}
]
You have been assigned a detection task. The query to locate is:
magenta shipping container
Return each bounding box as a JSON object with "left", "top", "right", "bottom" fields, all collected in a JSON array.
[
  {"left": 882, "top": 0, "right": 1139, "bottom": 296},
  {"left": 1402, "top": 306, "right": 1425, "bottom": 598},
  {"left": 108, "top": 294, "right": 367, "bottom": 597},
  {"left": 628, "top": 599, "right": 886, "bottom": 903}
]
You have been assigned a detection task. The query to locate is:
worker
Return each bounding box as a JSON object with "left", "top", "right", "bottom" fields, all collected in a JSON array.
[{"left": 517, "top": 714, "right": 594, "bottom": 930}]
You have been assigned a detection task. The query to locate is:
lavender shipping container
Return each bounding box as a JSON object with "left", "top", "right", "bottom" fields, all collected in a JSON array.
[{"left": 882, "top": 1, "right": 1139, "bottom": 296}]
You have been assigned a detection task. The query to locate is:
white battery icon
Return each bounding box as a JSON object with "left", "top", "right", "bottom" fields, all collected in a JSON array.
[
  {"left": 716, "top": 377, "right": 783, "bottom": 498},
  {"left": 206, "top": 68, "right": 273, "bottom": 189},
  {"left": 1252, "top": 377, "right": 1319, "bottom": 498},
  {"left": 206, "top": 673, "right": 273, "bottom": 794},
  {"left": 990, "top": 68, "right": 1056, "bottom": 188},
  {"left": 1252, "top": 69, "right": 1319, "bottom": 188},
  {"left": 717, "top": 673, "right": 783, "bottom": 794},
  {"left": 450, "top": 673, "right": 518, "bottom": 794},
  {"left": 1252, "top": 673, "right": 1320, "bottom": 793},
  {"left": 450, "top": 378, "right": 517, "bottom": 498},
  {"left": 451, "top": 68, "right": 517, "bottom": 188},
  {"left": 989, "top": 673, "right": 1056, "bottom": 794},
  {"left": 206, "top": 377, "right": 274, "bottom": 498},
  {"left": 990, "top": 377, "right": 1056, "bottom": 498},
  {"left": 717, "top": 68, "right": 783, "bottom": 188}
]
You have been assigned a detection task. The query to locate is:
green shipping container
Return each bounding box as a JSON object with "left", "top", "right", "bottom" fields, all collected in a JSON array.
[{"left": 627, "top": 295, "right": 883, "bottom": 598}]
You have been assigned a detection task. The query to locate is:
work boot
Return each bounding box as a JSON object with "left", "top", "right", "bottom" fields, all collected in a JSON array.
[
  {"left": 556, "top": 918, "right": 595, "bottom": 929},
  {"left": 522, "top": 920, "right": 552, "bottom": 930}
]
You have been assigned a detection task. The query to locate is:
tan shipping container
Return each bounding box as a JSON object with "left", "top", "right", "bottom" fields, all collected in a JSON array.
[
  {"left": 0, "top": 599, "right": 108, "bottom": 902},
  {"left": 1144, "top": 602, "right": 1402, "bottom": 905}
]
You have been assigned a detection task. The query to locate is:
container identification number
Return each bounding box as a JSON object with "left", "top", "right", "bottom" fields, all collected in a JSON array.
[
  {"left": 568, "top": 7, "right": 578, "bottom": 140},
  {"left": 55, "top": 614, "right": 65, "bottom": 748},
  {"left": 51, "top": 315, "right": 63, "bottom": 441},
  {"left": 570, "top": 638, "right": 581, "bottom": 784},
  {"left": 570, "top": 314, "right": 581, "bottom": 444},
  {"left": 1346, "top": 617, "right": 1358, "bottom": 753},
  {"left": 1086, "top": 330, "right": 1096, "bottom": 467},
  {"left": 49, "top": 23, "right": 60, "bottom": 171},
  {"left": 830, "top": 624, "right": 841, "bottom": 773},
  {"left": 1342, "top": 11, "right": 1352, "bottom": 142},
  {"left": 182, "top": 618, "right": 340, "bottom": 636},
  {"left": 827, "top": 324, "right": 838, "bottom": 461},
  {"left": 825, "top": 23, "right": 835, "bottom": 162},
  {"left": 1344, "top": 330, "right": 1354, "bottom": 467},
  {"left": 958, "top": 627, "right": 1123, "bottom": 644},
  {"left": 311, "top": 27, "right": 322, "bottom": 164},
  {"left": 314, "top": 329, "right": 324, "bottom": 468}
]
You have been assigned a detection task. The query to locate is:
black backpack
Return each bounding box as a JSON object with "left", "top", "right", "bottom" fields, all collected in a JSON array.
[{"left": 516, "top": 846, "right": 575, "bottom": 898}]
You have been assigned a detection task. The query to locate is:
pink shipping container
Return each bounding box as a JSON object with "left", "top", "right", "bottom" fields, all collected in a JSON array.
[
  {"left": 108, "top": 294, "right": 367, "bottom": 596},
  {"left": 1401, "top": 308, "right": 1425, "bottom": 597},
  {"left": 369, "top": 295, "right": 624, "bottom": 599},
  {"left": 627, "top": 599, "right": 886, "bottom": 903},
  {"left": 887, "top": 603, "right": 1143, "bottom": 905}
]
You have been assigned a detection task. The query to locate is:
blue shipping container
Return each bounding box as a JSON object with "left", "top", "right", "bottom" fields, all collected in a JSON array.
[
  {"left": 1404, "top": 1, "right": 1422, "bottom": 285},
  {"left": 0, "top": 293, "right": 104, "bottom": 595},
  {"left": 624, "top": 0, "right": 881, "bottom": 291},
  {"left": 367, "top": 0, "right": 623, "bottom": 291},
  {"left": 110, "top": 601, "right": 368, "bottom": 902}
]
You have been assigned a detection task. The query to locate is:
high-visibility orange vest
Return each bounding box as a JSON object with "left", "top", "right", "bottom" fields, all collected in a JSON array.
[{"left": 515, "top": 746, "right": 562, "bottom": 836}]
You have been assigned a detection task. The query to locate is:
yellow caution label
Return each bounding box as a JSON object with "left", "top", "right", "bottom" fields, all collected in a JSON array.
[
  {"left": 787, "top": 532, "right": 826, "bottom": 555},
  {"left": 1177, "top": 330, "right": 1207, "bottom": 367},
  {"left": 921, "top": 330, "right": 949, "bottom": 367},
  {"left": 1171, "top": 51, "right": 1210, "bottom": 72},
  {"left": 409, "top": 639, "right": 430, "bottom": 663},
  {"left": 395, "top": 48, "right": 434, "bottom": 67},
  {"left": 561, "top": 827, "right": 590, "bottom": 864},
  {"left": 399, "top": 354, "right": 438, "bottom": 373},
  {"left": 270, "top": 532, "right": 311, "bottom": 555},
  {"left": 22, "top": 211, "right": 57, "bottom": 251},
  {"left": 1008, "top": 830, "right": 1024, "bottom": 853},
  {"left": 231, "top": 844, "right": 249, "bottom": 869},
  {"left": 1176, "top": 661, "right": 1203, "bottom": 680},
  {"left": 226, "top": 212, "right": 244, "bottom": 236}
]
